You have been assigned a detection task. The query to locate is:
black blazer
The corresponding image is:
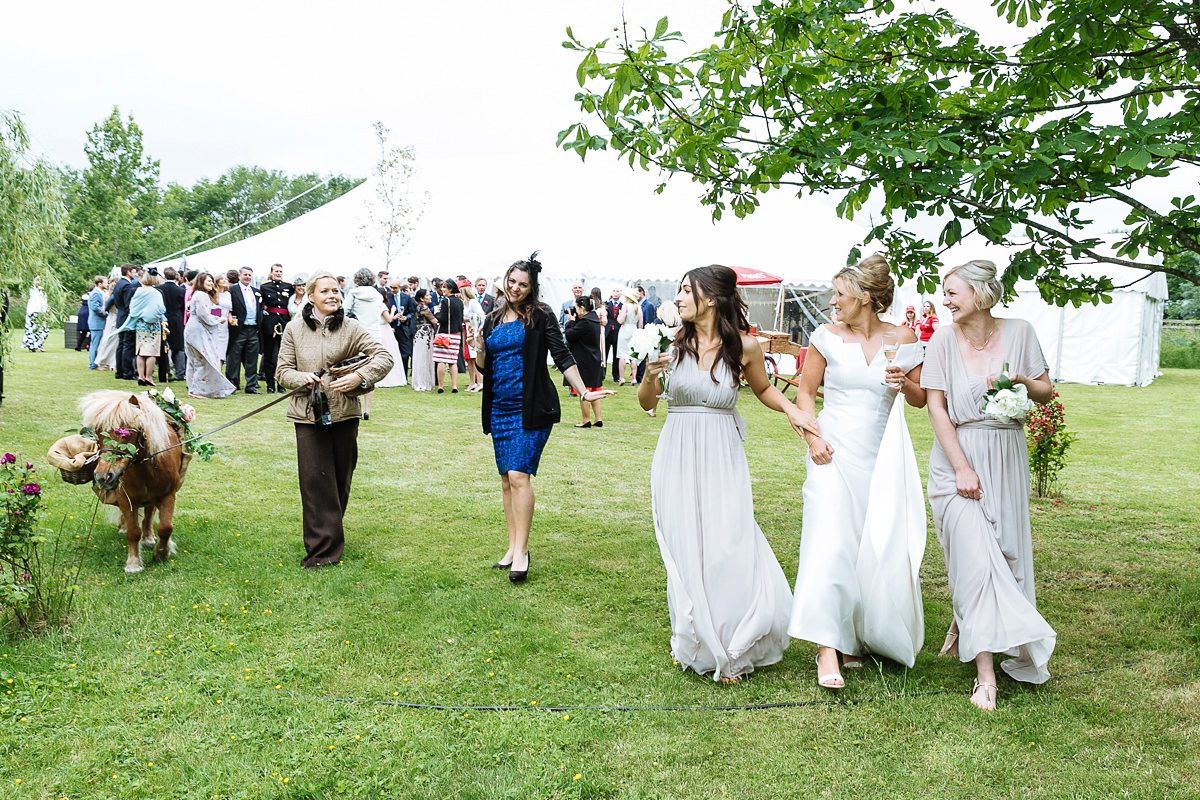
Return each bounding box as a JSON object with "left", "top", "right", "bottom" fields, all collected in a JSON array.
[
  {"left": 604, "top": 300, "right": 622, "bottom": 336},
  {"left": 111, "top": 277, "right": 138, "bottom": 326},
  {"left": 436, "top": 295, "right": 464, "bottom": 333},
  {"left": 388, "top": 291, "right": 417, "bottom": 337},
  {"left": 156, "top": 281, "right": 186, "bottom": 349},
  {"left": 479, "top": 303, "right": 576, "bottom": 434},
  {"left": 564, "top": 312, "right": 603, "bottom": 388},
  {"left": 479, "top": 293, "right": 495, "bottom": 316},
  {"left": 228, "top": 283, "right": 262, "bottom": 326}
]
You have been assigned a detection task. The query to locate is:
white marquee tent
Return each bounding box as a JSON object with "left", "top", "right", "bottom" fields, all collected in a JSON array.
[
  {"left": 164, "top": 180, "right": 1166, "bottom": 387},
  {"left": 893, "top": 242, "right": 1167, "bottom": 387},
  {"left": 157, "top": 176, "right": 870, "bottom": 316}
]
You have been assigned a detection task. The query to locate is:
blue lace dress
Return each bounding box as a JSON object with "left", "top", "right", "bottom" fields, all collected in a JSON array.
[{"left": 488, "top": 320, "right": 552, "bottom": 475}]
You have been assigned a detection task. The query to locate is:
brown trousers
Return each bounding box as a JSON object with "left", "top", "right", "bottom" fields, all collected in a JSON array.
[{"left": 295, "top": 419, "right": 359, "bottom": 568}]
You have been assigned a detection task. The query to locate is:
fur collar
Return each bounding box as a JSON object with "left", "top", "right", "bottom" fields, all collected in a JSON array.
[{"left": 302, "top": 304, "right": 344, "bottom": 332}]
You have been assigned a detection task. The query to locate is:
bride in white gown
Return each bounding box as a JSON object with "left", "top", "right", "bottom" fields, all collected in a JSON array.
[
  {"left": 640, "top": 265, "right": 816, "bottom": 684},
  {"left": 788, "top": 255, "right": 928, "bottom": 689}
]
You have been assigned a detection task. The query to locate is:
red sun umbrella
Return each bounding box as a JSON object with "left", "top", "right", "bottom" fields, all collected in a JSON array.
[{"left": 730, "top": 265, "right": 783, "bottom": 285}]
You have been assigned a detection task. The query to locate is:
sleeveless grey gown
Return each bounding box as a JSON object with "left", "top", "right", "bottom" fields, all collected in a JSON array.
[{"left": 650, "top": 354, "right": 792, "bottom": 681}]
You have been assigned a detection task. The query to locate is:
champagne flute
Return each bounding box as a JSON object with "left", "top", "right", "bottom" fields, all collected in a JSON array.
[
  {"left": 656, "top": 346, "right": 674, "bottom": 401},
  {"left": 880, "top": 331, "right": 900, "bottom": 387}
]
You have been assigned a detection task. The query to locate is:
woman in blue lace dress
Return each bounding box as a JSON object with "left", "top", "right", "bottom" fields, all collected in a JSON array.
[{"left": 475, "top": 253, "right": 603, "bottom": 583}]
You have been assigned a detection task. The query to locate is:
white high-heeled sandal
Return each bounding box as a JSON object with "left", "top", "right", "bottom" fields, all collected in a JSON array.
[{"left": 815, "top": 655, "right": 843, "bottom": 690}]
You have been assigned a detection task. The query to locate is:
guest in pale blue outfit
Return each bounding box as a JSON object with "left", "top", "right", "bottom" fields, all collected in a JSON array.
[
  {"left": 474, "top": 253, "right": 602, "bottom": 583},
  {"left": 109, "top": 269, "right": 167, "bottom": 386},
  {"left": 86, "top": 275, "right": 109, "bottom": 369}
]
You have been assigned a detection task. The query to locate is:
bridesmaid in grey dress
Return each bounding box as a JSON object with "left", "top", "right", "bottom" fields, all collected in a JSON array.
[
  {"left": 639, "top": 265, "right": 815, "bottom": 683},
  {"left": 921, "top": 259, "right": 1057, "bottom": 711}
]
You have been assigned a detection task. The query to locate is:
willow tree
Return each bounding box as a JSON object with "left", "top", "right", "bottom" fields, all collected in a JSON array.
[
  {"left": 560, "top": 0, "right": 1200, "bottom": 304},
  {"left": 1, "top": 110, "right": 66, "bottom": 371}
]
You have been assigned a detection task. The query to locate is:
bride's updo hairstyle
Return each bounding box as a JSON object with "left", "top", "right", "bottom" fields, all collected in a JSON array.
[
  {"left": 945, "top": 259, "right": 1003, "bottom": 311},
  {"left": 833, "top": 254, "right": 895, "bottom": 315},
  {"left": 675, "top": 264, "right": 749, "bottom": 386}
]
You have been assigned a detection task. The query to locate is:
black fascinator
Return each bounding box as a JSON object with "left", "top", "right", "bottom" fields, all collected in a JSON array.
[{"left": 525, "top": 250, "right": 542, "bottom": 274}]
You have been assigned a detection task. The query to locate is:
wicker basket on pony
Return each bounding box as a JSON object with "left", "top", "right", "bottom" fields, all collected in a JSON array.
[{"left": 47, "top": 434, "right": 101, "bottom": 485}]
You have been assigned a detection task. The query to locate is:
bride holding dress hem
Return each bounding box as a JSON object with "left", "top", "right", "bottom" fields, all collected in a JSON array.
[{"left": 788, "top": 254, "right": 928, "bottom": 690}]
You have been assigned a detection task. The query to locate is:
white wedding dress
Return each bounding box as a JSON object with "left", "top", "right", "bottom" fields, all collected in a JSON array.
[
  {"left": 788, "top": 325, "right": 927, "bottom": 666},
  {"left": 651, "top": 355, "right": 792, "bottom": 681},
  {"left": 376, "top": 322, "right": 408, "bottom": 388}
]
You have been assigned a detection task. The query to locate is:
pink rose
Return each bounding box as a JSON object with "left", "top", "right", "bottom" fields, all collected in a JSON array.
[{"left": 180, "top": 404, "right": 197, "bottom": 423}]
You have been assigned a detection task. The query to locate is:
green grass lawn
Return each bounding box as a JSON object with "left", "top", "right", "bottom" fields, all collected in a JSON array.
[{"left": 0, "top": 335, "right": 1197, "bottom": 799}]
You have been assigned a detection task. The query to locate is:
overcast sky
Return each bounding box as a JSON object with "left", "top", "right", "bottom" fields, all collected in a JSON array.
[
  {"left": 5, "top": 0, "right": 1187, "bottom": 283},
  {"left": 0, "top": 0, "right": 879, "bottom": 283}
]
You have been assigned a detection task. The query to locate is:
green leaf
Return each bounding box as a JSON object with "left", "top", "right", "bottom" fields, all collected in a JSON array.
[{"left": 654, "top": 16, "right": 669, "bottom": 39}]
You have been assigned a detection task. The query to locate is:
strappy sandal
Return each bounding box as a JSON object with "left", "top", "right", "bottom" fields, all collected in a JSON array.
[
  {"left": 815, "top": 655, "right": 843, "bottom": 690},
  {"left": 970, "top": 679, "right": 998, "bottom": 711},
  {"left": 939, "top": 627, "right": 959, "bottom": 658}
]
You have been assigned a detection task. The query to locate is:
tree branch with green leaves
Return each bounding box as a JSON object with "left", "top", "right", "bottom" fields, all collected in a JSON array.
[{"left": 560, "top": 0, "right": 1200, "bottom": 305}]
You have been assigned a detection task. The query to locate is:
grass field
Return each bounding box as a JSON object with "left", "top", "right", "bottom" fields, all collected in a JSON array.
[{"left": 0, "top": 335, "right": 1197, "bottom": 799}]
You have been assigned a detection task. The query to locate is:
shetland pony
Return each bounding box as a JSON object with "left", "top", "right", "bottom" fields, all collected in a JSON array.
[{"left": 79, "top": 390, "right": 187, "bottom": 574}]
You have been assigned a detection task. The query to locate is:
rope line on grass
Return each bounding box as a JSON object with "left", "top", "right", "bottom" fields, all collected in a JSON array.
[
  {"left": 4, "top": 660, "right": 1144, "bottom": 713},
  {"left": 298, "top": 659, "right": 1142, "bottom": 713}
]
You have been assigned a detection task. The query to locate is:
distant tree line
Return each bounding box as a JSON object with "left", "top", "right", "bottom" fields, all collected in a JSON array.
[{"left": 50, "top": 106, "right": 362, "bottom": 294}]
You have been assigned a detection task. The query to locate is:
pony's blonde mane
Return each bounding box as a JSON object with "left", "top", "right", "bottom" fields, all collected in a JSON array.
[{"left": 79, "top": 390, "right": 176, "bottom": 459}]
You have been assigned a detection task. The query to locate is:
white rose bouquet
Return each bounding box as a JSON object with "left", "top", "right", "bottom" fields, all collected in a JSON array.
[
  {"left": 628, "top": 324, "right": 673, "bottom": 362},
  {"left": 629, "top": 324, "right": 675, "bottom": 400},
  {"left": 981, "top": 363, "right": 1034, "bottom": 424}
]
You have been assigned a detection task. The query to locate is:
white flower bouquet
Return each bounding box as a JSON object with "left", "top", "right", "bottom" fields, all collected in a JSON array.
[
  {"left": 628, "top": 324, "right": 673, "bottom": 362},
  {"left": 982, "top": 364, "right": 1034, "bottom": 423},
  {"left": 629, "top": 324, "right": 675, "bottom": 400}
]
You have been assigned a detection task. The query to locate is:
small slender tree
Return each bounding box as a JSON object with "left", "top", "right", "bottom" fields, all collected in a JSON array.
[{"left": 358, "top": 122, "right": 429, "bottom": 270}]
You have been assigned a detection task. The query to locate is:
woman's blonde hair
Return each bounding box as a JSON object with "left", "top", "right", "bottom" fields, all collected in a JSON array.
[
  {"left": 833, "top": 254, "right": 894, "bottom": 314},
  {"left": 306, "top": 270, "right": 341, "bottom": 302},
  {"left": 657, "top": 299, "right": 681, "bottom": 327},
  {"left": 945, "top": 259, "right": 1003, "bottom": 311}
]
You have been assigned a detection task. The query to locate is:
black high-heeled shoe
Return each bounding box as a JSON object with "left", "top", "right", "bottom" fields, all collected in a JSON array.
[{"left": 508, "top": 552, "right": 530, "bottom": 583}]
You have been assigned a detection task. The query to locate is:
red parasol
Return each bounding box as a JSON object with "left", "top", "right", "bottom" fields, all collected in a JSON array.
[{"left": 730, "top": 265, "right": 783, "bottom": 286}]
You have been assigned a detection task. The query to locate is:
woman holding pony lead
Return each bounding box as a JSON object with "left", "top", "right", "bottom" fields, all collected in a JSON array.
[
  {"left": 277, "top": 272, "right": 392, "bottom": 569},
  {"left": 922, "top": 259, "right": 1056, "bottom": 711},
  {"left": 475, "top": 253, "right": 604, "bottom": 583},
  {"left": 640, "top": 264, "right": 814, "bottom": 684}
]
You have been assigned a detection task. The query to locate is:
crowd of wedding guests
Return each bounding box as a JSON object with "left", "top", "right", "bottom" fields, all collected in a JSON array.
[
  {"left": 54, "top": 253, "right": 1059, "bottom": 713},
  {"left": 74, "top": 262, "right": 672, "bottom": 407},
  {"left": 75, "top": 265, "right": 513, "bottom": 404}
]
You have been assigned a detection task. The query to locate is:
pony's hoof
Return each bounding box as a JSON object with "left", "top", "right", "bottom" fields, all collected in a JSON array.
[
  {"left": 124, "top": 562, "right": 144, "bottom": 574},
  {"left": 140, "top": 537, "right": 158, "bottom": 550}
]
